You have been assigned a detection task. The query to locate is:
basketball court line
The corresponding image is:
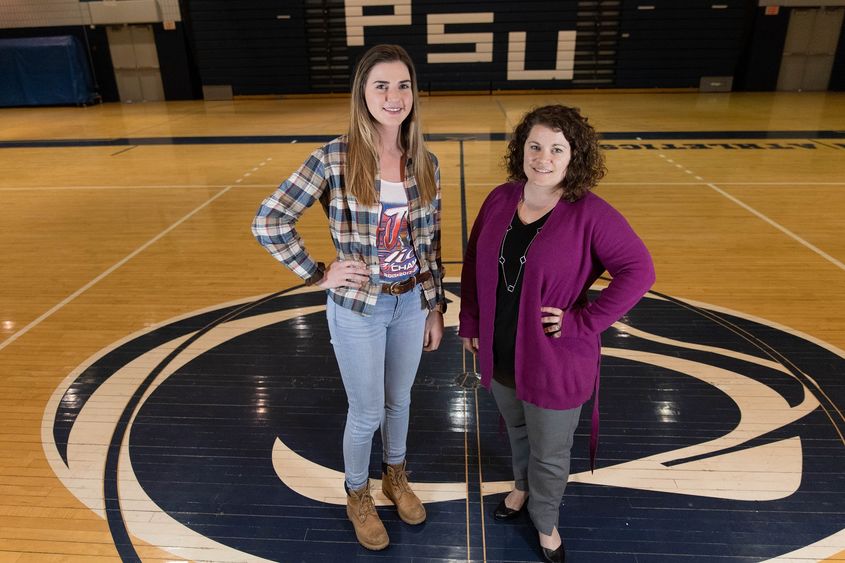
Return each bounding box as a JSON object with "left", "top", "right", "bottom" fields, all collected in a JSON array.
[
  {"left": 4, "top": 181, "right": 844, "bottom": 192},
  {"left": 652, "top": 154, "right": 845, "bottom": 273},
  {"left": 110, "top": 145, "right": 138, "bottom": 156},
  {"left": 0, "top": 184, "right": 262, "bottom": 191},
  {"left": 463, "top": 388, "right": 472, "bottom": 561},
  {"left": 0, "top": 158, "right": 273, "bottom": 353},
  {"left": 2, "top": 129, "right": 844, "bottom": 149},
  {"left": 0, "top": 185, "right": 230, "bottom": 352},
  {"left": 474, "top": 387, "right": 489, "bottom": 562},
  {"left": 0, "top": 182, "right": 845, "bottom": 192},
  {"left": 708, "top": 181, "right": 845, "bottom": 272}
]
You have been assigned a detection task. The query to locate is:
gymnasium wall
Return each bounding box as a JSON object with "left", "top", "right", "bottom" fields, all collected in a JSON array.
[
  {"left": 0, "top": 0, "right": 195, "bottom": 102},
  {"left": 1, "top": 0, "right": 844, "bottom": 99},
  {"left": 0, "top": 0, "right": 182, "bottom": 28},
  {"left": 831, "top": 7, "right": 845, "bottom": 90},
  {"left": 186, "top": 0, "right": 749, "bottom": 94}
]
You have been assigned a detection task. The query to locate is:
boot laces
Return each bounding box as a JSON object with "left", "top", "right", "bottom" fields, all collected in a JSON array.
[
  {"left": 357, "top": 488, "right": 377, "bottom": 519},
  {"left": 390, "top": 466, "right": 412, "bottom": 495}
]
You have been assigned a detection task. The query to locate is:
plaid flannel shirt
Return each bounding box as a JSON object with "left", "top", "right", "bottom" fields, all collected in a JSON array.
[{"left": 252, "top": 135, "right": 446, "bottom": 316}]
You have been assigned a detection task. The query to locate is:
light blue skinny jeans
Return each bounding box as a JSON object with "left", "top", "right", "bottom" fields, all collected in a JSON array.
[{"left": 326, "top": 287, "right": 427, "bottom": 490}]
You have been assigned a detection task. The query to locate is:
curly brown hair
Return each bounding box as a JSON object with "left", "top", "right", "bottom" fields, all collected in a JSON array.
[{"left": 504, "top": 105, "right": 606, "bottom": 202}]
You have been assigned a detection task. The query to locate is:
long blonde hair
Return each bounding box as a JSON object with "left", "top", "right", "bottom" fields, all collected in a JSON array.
[{"left": 347, "top": 44, "right": 436, "bottom": 206}]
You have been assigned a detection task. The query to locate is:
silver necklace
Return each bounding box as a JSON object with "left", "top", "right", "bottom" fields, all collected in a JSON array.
[{"left": 498, "top": 214, "right": 544, "bottom": 293}]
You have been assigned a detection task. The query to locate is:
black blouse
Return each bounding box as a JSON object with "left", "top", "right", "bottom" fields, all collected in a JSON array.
[{"left": 492, "top": 208, "right": 552, "bottom": 388}]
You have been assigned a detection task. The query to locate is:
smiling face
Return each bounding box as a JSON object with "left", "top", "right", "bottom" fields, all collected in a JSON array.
[
  {"left": 364, "top": 60, "right": 413, "bottom": 134},
  {"left": 523, "top": 124, "right": 572, "bottom": 191}
]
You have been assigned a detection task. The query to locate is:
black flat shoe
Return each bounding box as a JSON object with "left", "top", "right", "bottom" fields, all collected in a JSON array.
[
  {"left": 493, "top": 497, "right": 526, "bottom": 520},
  {"left": 541, "top": 541, "right": 565, "bottom": 563}
]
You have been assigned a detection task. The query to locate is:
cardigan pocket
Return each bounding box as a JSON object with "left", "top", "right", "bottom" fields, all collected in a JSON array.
[
  {"left": 554, "top": 335, "right": 600, "bottom": 402},
  {"left": 560, "top": 304, "right": 587, "bottom": 339}
]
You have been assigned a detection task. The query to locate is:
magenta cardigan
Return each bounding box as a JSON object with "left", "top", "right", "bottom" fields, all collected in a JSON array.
[{"left": 459, "top": 182, "right": 655, "bottom": 462}]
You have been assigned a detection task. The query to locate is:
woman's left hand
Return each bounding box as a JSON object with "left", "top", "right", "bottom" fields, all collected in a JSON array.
[
  {"left": 540, "top": 306, "right": 564, "bottom": 338},
  {"left": 423, "top": 311, "right": 444, "bottom": 351}
]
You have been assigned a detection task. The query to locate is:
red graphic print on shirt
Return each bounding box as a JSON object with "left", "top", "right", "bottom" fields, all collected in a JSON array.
[{"left": 377, "top": 201, "right": 419, "bottom": 281}]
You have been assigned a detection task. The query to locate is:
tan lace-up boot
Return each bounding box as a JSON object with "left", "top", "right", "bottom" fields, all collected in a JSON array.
[
  {"left": 382, "top": 461, "right": 426, "bottom": 525},
  {"left": 346, "top": 482, "right": 389, "bottom": 550}
]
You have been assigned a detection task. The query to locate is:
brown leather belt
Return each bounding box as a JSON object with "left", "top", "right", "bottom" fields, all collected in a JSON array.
[{"left": 380, "top": 271, "right": 432, "bottom": 295}]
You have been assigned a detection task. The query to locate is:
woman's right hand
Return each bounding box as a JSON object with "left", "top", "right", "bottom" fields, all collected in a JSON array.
[
  {"left": 461, "top": 337, "right": 479, "bottom": 354},
  {"left": 317, "top": 260, "right": 370, "bottom": 289}
]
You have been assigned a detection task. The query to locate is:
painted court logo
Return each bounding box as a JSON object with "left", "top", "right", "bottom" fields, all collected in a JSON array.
[{"left": 43, "top": 281, "right": 845, "bottom": 561}]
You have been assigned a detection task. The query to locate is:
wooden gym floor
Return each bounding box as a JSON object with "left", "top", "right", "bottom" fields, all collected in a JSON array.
[{"left": 0, "top": 91, "right": 844, "bottom": 562}]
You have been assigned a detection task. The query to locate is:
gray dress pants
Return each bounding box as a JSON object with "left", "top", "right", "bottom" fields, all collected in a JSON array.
[{"left": 491, "top": 379, "right": 582, "bottom": 535}]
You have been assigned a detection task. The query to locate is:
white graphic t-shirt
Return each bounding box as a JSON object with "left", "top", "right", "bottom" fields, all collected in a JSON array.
[{"left": 377, "top": 179, "right": 420, "bottom": 282}]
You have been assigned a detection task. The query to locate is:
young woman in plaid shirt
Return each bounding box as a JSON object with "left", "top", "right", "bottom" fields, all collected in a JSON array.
[{"left": 252, "top": 44, "right": 446, "bottom": 550}]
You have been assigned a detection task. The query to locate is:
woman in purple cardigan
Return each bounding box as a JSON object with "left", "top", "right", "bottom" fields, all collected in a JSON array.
[{"left": 459, "top": 105, "right": 655, "bottom": 562}]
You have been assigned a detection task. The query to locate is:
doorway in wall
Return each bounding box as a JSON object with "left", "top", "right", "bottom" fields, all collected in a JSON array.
[
  {"left": 777, "top": 7, "right": 844, "bottom": 91},
  {"left": 106, "top": 24, "right": 164, "bottom": 102}
]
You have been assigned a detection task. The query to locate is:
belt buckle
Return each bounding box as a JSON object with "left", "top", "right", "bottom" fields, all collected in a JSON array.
[{"left": 388, "top": 275, "right": 415, "bottom": 295}]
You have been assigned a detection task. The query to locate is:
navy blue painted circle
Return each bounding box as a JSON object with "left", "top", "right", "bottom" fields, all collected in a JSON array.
[{"left": 53, "top": 283, "right": 845, "bottom": 561}]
